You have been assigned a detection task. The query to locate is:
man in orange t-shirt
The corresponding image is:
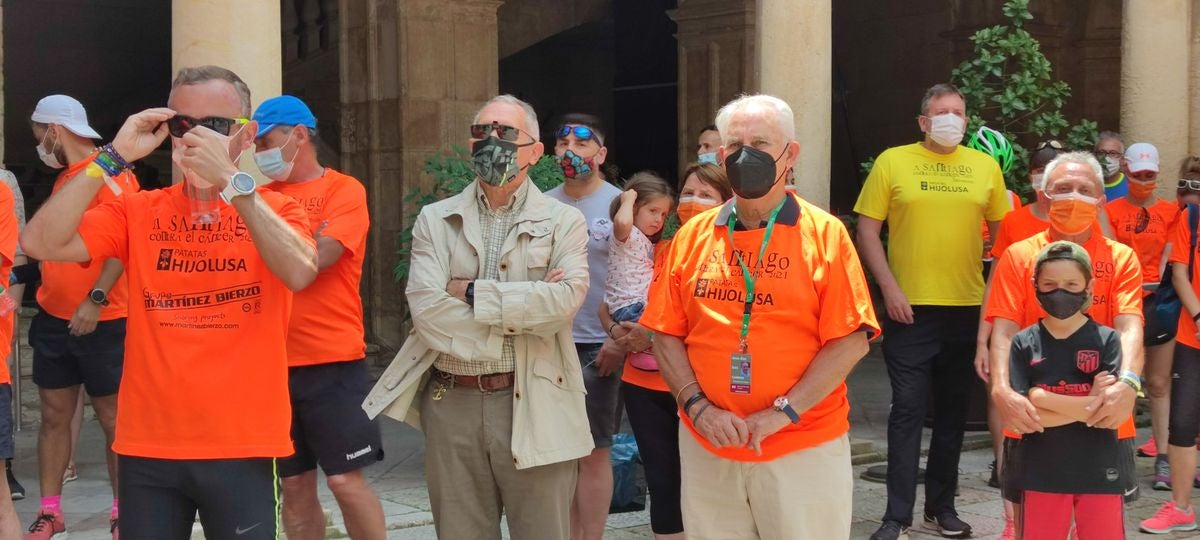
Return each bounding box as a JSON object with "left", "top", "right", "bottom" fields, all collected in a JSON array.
[
  {"left": 0, "top": 181, "right": 25, "bottom": 538},
  {"left": 25, "top": 95, "right": 139, "bottom": 537},
  {"left": 253, "top": 95, "right": 384, "bottom": 540},
  {"left": 642, "top": 95, "right": 879, "bottom": 539},
  {"left": 20, "top": 66, "right": 317, "bottom": 540},
  {"left": 985, "top": 152, "right": 1144, "bottom": 514}
]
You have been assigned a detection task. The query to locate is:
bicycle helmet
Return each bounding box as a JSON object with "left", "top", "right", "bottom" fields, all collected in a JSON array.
[{"left": 967, "top": 125, "right": 1015, "bottom": 175}]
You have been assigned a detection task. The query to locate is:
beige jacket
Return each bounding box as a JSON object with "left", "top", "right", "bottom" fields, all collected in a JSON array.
[{"left": 363, "top": 180, "right": 594, "bottom": 469}]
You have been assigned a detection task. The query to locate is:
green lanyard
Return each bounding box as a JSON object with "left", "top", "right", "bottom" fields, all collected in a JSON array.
[{"left": 726, "top": 199, "right": 786, "bottom": 352}]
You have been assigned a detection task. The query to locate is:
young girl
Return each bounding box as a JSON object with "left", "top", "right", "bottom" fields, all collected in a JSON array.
[
  {"left": 1007, "top": 241, "right": 1130, "bottom": 540},
  {"left": 603, "top": 172, "right": 673, "bottom": 333}
]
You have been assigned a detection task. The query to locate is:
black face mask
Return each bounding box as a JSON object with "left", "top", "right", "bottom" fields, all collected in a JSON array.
[
  {"left": 1035, "top": 288, "right": 1089, "bottom": 319},
  {"left": 725, "top": 145, "right": 786, "bottom": 199},
  {"left": 471, "top": 136, "right": 524, "bottom": 187}
]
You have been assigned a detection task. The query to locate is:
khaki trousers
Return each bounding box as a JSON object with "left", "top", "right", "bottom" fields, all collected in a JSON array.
[
  {"left": 679, "top": 426, "right": 853, "bottom": 540},
  {"left": 421, "top": 377, "right": 578, "bottom": 539}
]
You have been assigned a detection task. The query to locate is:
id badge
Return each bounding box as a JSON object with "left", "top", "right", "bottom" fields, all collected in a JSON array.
[{"left": 730, "top": 352, "right": 751, "bottom": 394}]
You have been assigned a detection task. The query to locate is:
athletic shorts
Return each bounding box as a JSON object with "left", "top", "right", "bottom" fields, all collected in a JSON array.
[
  {"left": 118, "top": 455, "right": 279, "bottom": 540},
  {"left": 277, "top": 359, "right": 383, "bottom": 477},
  {"left": 578, "top": 342, "right": 622, "bottom": 448},
  {"left": 0, "top": 385, "right": 13, "bottom": 460},
  {"left": 1003, "top": 437, "right": 1138, "bottom": 504},
  {"left": 30, "top": 311, "right": 125, "bottom": 397}
]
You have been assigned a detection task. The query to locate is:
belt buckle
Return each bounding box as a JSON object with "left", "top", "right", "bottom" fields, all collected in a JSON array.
[{"left": 477, "top": 374, "right": 492, "bottom": 394}]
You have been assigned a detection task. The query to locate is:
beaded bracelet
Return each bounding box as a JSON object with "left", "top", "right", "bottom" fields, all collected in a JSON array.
[
  {"left": 92, "top": 151, "right": 122, "bottom": 177},
  {"left": 99, "top": 143, "right": 132, "bottom": 169}
]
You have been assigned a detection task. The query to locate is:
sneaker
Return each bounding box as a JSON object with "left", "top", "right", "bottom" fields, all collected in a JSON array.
[
  {"left": 923, "top": 511, "right": 972, "bottom": 538},
  {"left": 1194, "top": 472, "right": 1200, "bottom": 489},
  {"left": 999, "top": 518, "right": 1015, "bottom": 540},
  {"left": 7, "top": 460, "right": 24, "bottom": 500},
  {"left": 1154, "top": 459, "right": 1172, "bottom": 490},
  {"left": 110, "top": 517, "right": 118, "bottom": 540},
  {"left": 869, "top": 520, "right": 909, "bottom": 540},
  {"left": 61, "top": 464, "right": 77, "bottom": 486},
  {"left": 1140, "top": 501, "right": 1198, "bottom": 534},
  {"left": 1139, "top": 437, "right": 1159, "bottom": 457},
  {"left": 23, "top": 510, "right": 67, "bottom": 540}
]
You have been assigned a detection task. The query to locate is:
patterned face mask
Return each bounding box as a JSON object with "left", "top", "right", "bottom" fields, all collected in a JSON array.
[{"left": 558, "top": 150, "right": 596, "bottom": 180}]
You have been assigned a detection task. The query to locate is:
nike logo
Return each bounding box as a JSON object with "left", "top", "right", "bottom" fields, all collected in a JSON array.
[
  {"left": 1125, "top": 486, "right": 1138, "bottom": 497},
  {"left": 236, "top": 523, "right": 262, "bottom": 535}
]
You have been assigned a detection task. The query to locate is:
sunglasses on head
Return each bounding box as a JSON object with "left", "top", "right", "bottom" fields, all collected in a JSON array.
[
  {"left": 470, "top": 122, "right": 525, "bottom": 142},
  {"left": 1179, "top": 179, "right": 1200, "bottom": 191},
  {"left": 166, "top": 115, "right": 248, "bottom": 138},
  {"left": 557, "top": 125, "right": 603, "bottom": 145},
  {"left": 1036, "top": 140, "right": 1065, "bottom": 151}
]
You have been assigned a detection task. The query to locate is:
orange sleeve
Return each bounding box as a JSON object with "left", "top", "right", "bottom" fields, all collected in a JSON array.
[
  {"left": 1171, "top": 210, "right": 1193, "bottom": 265},
  {"left": 983, "top": 247, "right": 1028, "bottom": 324},
  {"left": 319, "top": 180, "right": 369, "bottom": 258},
  {"left": 77, "top": 197, "right": 131, "bottom": 263},
  {"left": 0, "top": 183, "right": 17, "bottom": 265},
  {"left": 1111, "top": 246, "right": 1144, "bottom": 320},
  {"left": 1106, "top": 201, "right": 1124, "bottom": 237},
  {"left": 640, "top": 229, "right": 690, "bottom": 338},
  {"left": 816, "top": 217, "right": 881, "bottom": 343},
  {"left": 264, "top": 192, "right": 317, "bottom": 249},
  {"left": 992, "top": 216, "right": 1017, "bottom": 261}
]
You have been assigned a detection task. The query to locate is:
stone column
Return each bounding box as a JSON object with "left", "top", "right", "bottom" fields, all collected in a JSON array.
[
  {"left": 341, "top": 0, "right": 502, "bottom": 352},
  {"left": 757, "top": 0, "right": 831, "bottom": 208},
  {"left": 172, "top": 0, "right": 281, "bottom": 180},
  {"left": 669, "top": 0, "right": 756, "bottom": 174},
  {"left": 1120, "top": 0, "right": 1190, "bottom": 178}
]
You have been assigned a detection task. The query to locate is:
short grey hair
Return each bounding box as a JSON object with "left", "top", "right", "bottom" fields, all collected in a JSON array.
[
  {"left": 1042, "top": 151, "right": 1104, "bottom": 193},
  {"left": 473, "top": 94, "right": 540, "bottom": 142},
  {"left": 714, "top": 94, "right": 795, "bottom": 144},
  {"left": 170, "top": 65, "right": 252, "bottom": 117},
  {"left": 920, "top": 83, "right": 965, "bottom": 116},
  {"left": 1095, "top": 130, "right": 1125, "bottom": 152}
]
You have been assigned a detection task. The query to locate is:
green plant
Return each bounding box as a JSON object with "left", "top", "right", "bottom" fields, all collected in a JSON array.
[
  {"left": 950, "top": 0, "right": 1099, "bottom": 200},
  {"left": 393, "top": 147, "right": 566, "bottom": 282}
]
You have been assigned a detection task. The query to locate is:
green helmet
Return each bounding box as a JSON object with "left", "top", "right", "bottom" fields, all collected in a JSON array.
[{"left": 968, "top": 125, "right": 1014, "bottom": 174}]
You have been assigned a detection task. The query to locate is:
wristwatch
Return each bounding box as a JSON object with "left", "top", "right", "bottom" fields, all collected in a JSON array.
[
  {"left": 773, "top": 396, "right": 801, "bottom": 424},
  {"left": 89, "top": 288, "right": 109, "bottom": 307},
  {"left": 465, "top": 281, "right": 475, "bottom": 306},
  {"left": 220, "top": 171, "right": 257, "bottom": 204}
]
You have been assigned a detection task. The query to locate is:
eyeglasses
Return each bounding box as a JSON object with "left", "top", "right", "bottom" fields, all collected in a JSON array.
[
  {"left": 1179, "top": 179, "right": 1200, "bottom": 191},
  {"left": 166, "top": 115, "right": 249, "bottom": 138},
  {"left": 1095, "top": 150, "right": 1123, "bottom": 159},
  {"left": 1035, "top": 140, "right": 1065, "bottom": 151},
  {"left": 470, "top": 122, "right": 525, "bottom": 142},
  {"left": 556, "top": 125, "right": 603, "bottom": 145}
]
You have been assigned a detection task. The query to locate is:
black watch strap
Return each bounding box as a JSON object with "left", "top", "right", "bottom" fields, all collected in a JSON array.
[
  {"left": 465, "top": 281, "right": 475, "bottom": 306},
  {"left": 780, "top": 403, "right": 800, "bottom": 424}
]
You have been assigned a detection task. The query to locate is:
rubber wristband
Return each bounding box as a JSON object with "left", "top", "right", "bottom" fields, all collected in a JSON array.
[
  {"left": 691, "top": 402, "right": 713, "bottom": 424},
  {"left": 682, "top": 392, "right": 706, "bottom": 416}
]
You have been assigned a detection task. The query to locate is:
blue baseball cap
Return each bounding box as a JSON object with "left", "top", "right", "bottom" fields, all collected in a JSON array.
[{"left": 252, "top": 95, "right": 317, "bottom": 138}]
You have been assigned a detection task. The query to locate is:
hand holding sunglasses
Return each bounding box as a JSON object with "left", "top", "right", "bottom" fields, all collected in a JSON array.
[
  {"left": 175, "top": 124, "right": 245, "bottom": 191},
  {"left": 109, "top": 107, "right": 177, "bottom": 165}
]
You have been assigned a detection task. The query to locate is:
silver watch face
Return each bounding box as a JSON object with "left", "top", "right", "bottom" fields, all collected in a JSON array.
[{"left": 232, "top": 172, "right": 256, "bottom": 192}]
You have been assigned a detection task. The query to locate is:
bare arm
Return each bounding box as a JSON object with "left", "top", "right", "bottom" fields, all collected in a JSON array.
[
  {"left": 989, "top": 317, "right": 1043, "bottom": 433},
  {"left": 1029, "top": 388, "right": 1093, "bottom": 422},
  {"left": 314, "top": 222, "right": 346, "bottom": 271},
  {"left": 7, "top": 255, "right": 26, "bottom": 306},
  {"left": 856, "top": 216, "right": 911, "bottom": 324},
  {"left": 231, "top": 193, "right": 318, "bottom": 291},
  {"left": 656, "top": 332, "right": 749, "bottom": 448},
  {"left": 1083, "top": 314, "right": 1142, "bottom": 428},
  {"left": 974, "top": 268, "right": 997, "bottom": 382},
  {"left": 613, "top": 190, "right": 636, "bottom": 243},
  {"left": 91, "top": 258, "right": 124, "bottom": 293}
]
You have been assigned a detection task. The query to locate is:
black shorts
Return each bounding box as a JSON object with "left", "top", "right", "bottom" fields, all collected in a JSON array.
[
  {"left": 0, "top": 385, "right": 13, "bottom": 460},
  {"left": 118, "top": 455, "right": 279, "bottom": 540},
  {"left": 1002, "top": 437, "right": 1138, "bottom": 504},
  {"left": 29, "top": 310, "right": 125, "bottom": 397},
  {"left": 277, "top": 359, "right": 383, "bottom": 478}
]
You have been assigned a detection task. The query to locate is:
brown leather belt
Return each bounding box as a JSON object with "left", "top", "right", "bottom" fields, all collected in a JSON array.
[{"left": 433, "top": 368, "right": 515, "bottom": 391}]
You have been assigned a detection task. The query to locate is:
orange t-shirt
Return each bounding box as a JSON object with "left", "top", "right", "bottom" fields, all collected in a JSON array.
[
  {"left": 1167, "top": 218, "right": 1200, "bottom": 349},
  {"left": 1107, "top": 198, "right": 1180, "bottom": 285},
  {"left": 78, "top": 183, "right": 314, "bottom": 459},
  {"left": 985, "top": 231, "right": 1143, "bottom": 438},
  {"left": 37, "top": 154, "right": 139, "bottom": 321},
  {"left": 991, "top": 206, "right": 1104, "bottom": 268},
  {"left": 0, "top": 182, "right": 18, "bottom": 382},
  {"left": 621, "top": 240, "right": 670, "bottom": 392},
  {"left": 265, "top": 169, "right": 368, "bottom": 366},
  {"left": 641, "top": 194, "right": 880, "bottom": 462},
  {"left": 982, "top": 190, "right": 1023, "bottom": 259}
]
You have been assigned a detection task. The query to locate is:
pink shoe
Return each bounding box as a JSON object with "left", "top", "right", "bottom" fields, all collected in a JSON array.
[
  {"left": 1139, "top": 437, "right": 1158, "bottom": 457},
  {"left": 23, "top": 510, "right": 66, "bottom": 540},
  {"left": 1141, "top": 501, "right": 1198, "bottom": 534},
  {"left": 999, "top": 518, "right": 1015, "bottom": 540}
]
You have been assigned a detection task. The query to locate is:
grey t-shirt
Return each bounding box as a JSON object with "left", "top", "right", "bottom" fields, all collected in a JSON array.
[{"left": 546, "top": 180, "right": 622, "bottom": 344}]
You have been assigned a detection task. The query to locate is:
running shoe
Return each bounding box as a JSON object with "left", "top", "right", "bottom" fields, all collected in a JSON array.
[
  {"left": 7, "top": 459, "right": 24, "bottom": 500},
  {"left": 110, "top": 516, "right": 119, "bottom": 540},
  {"left": 1139, "top": 437, "right": 1158, "bottom": 457},
  {"left": 923, "top": 511, "right": 972, "bottom": 538},
  {"left": 988, "top": 459, "right": 1000, "bottom": 488},
  {"left": 869, "top": 520, "right": 909, "bottom": 540},
  {"left": 1141, "top": 501, "right": 1197, "bottom": 534},
  {"left": 23, "top": 510, "right": 66, "bottom": 540},
  {"left": 1154, "top": 459, "right": 1172, "bottom": 490},
  {"left": 61, "top": 464, "right": 77, "bottom": 486}
]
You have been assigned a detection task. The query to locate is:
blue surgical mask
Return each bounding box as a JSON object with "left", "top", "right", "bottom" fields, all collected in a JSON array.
[
  {"left": 697, "top": 152, "right": 719, "bottom": 165},
  {"left": 253, "top": 130, "right": 297, "bottom": 180}
]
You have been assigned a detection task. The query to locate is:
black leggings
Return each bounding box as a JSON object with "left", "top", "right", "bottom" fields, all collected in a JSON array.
[
  {"left": 622, "top": 382, "right": 684, "bottom": 534},
  {"left": 1169, "top": 343, "right": 1200, "bottom": 447}
]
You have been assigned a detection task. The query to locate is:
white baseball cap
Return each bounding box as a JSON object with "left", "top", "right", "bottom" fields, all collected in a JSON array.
[
  {"left": 1125, "top": 142, "right": 1159, "bottom": 173},
  {"left": 30, "top": 95, "right": 101, "bottom": 139}
]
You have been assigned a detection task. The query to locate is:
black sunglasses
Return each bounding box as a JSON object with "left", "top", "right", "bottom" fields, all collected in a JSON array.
[
  {"left": 1180, "top": 179, "right": 1200, "bottom": 191},
  {"left": 470, "top": 122, "right": 524, "bottom": 142},
  {"left": 1036, "top": 140, "right": 1065, "bottom": 151},
  {"left": 1134, "top": 207, "right": 1151, "bottom": 234},
  {"left": 557, "top": 125, "right": 603, "bottom": 145},
  {"left": 166, "top": 115, "right": 248, "bottom": 138}
]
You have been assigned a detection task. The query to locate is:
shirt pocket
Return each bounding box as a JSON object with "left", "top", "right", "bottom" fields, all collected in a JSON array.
[{"left": 517, "top": 221, "right": 554, "bottom": 277}]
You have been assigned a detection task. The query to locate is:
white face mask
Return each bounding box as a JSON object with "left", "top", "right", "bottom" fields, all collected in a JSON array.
[
  {"left": 927, "top": 113, "right": 966, "bottom": 147},
  {"left": 697, "top": 152, "right": 719, "bottom": 165},
  {"left": 1102, "top": 156, "right": 1121, "bottom": 177},
  {"left": 253, "top": 130, "right": 298, "bottom": 181},
  {"left": 37, "top": 128, "right": 64, "bottom": 169}
]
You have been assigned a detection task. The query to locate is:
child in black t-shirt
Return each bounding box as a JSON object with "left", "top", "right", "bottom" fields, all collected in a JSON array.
[{"left": 1007, "top": 240, "right": 1130, "bottom": 540}]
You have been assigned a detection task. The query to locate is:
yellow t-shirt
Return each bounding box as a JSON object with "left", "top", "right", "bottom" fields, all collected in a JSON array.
[{"left": 854, "top": 142, "right": 1009, "bottom": 306}]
